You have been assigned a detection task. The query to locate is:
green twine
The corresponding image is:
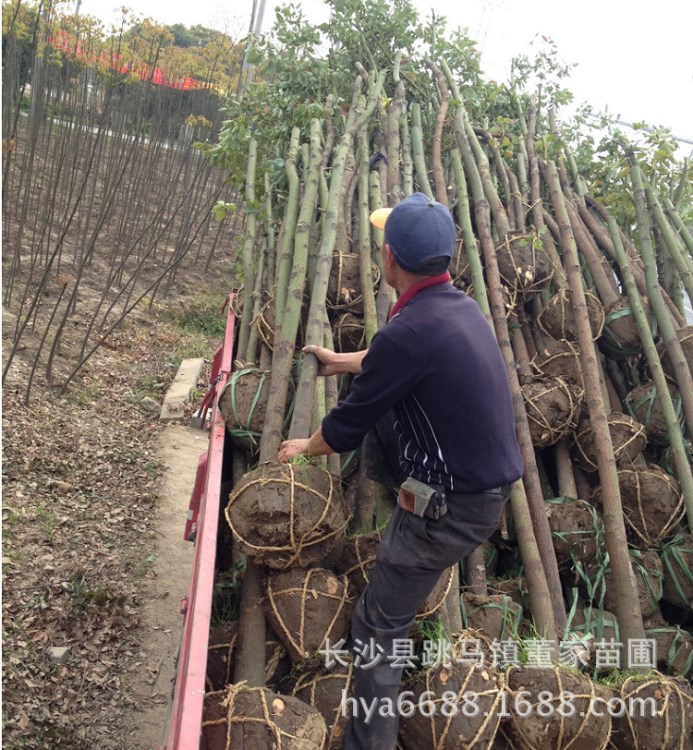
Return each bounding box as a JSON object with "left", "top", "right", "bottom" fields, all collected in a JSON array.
[
  {"left": 627, "top": 382, "right": 682, "bottom": 440},
  {"left": 660, "top": 534, "right": 693, "bottom": 609},
  {"left": 220, "top": 366, "right": 268, "bottom": 448},
  {"left": 601, "top": 304, "right": 641, "bottom": 357},
  {"left": 646, "top": 627, "right": 693, "bottom": 677},
  {"left": 547, "top": 497, "right": 604, "bottom": 557},
  {"left": 460, "top": 593, "right": 523, "bottom": 641}
]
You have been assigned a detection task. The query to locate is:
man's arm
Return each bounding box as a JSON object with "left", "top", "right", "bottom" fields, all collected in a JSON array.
[
  {"left": 303, "top": 345, "right": 367, "bottom": 376},
  {"left": 278, "top": 426, "right": 334, "bottom": 462}
]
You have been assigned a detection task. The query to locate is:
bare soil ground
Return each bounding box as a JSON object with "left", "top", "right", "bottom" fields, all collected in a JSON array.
[{"left": 2, "top": 293, "right": 228, "bottom": 750}]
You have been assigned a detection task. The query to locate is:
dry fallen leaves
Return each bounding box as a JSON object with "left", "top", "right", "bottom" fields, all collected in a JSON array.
[{"left": 2, "top": 307, "right": 214, "bottom": 750}]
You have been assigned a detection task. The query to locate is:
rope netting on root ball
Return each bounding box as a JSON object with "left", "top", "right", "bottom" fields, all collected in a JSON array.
[
  {"left": 218, "top": 366, "right": 270, "bottom": 452},
  {"left": 660, "top": 533, "right": 693, "bottom": 611},
  {"left": 591, "top": 465, "right": 685, "bottom": 549},
  {"left": 417, "top": 566, "right": 456, "bottom": 621},
  {"left": 495, "top": 230, "right": 553, "bottom": 295},
  {"left": 225, "top": 462, "right": 350, "bottom": 569},
  {"left": 504, "top": 667, "right": 613, "bottom": 750},
  {"left": 537, "top": 288, "right": 605, "bottom": 342},
  {"left": 292, "top": 665, "right": 355, "bottom": 750},
  {"left": 201, "top": 684, "right": 328, "bottom": 750},
  {"left": 546, "top": 497, "right": 603, "bottom": 566},
  {"left": 521, "top": 376, "right": 582, "bottom": 448},
  {"left": 531, "top": 337, "right": 584, "bottom": 389},
  {"left": 251, "top": 291, "right": 309, "bottom": 352},
  {"left": 265, "top": 567, "right": 357, "bottom": 665},
  {"left": 608, "top": 673, "right": 693, "bottom": 750},
  {"left": 335, "top": 529, "right": 383, "bottom": 594},
  {"left": 571, "top": 412, "right": 647, "bottom": 473},
  {"left": 206, "top": 624, "right": 238, "bottom": 692},
  {"left": 658, "top": 324, "right": 693, "bottom": 379},
  {"left": 625, "top": 381, "right": 684, "bottom": 447},
  {"left": 398, "top": 662, "right": 504, "bottom": 750},
  {"left": 327, "top": 252, "right": 380, "bottom": 314},
  {"left": 332, "top": 312, "right": 366, "bottom": 354},
  {"left": 206, "top": 625, "right": 289, "bottom": 692},
  {"left": 449, "top": 236, "right": 472, "bottom": 290}
]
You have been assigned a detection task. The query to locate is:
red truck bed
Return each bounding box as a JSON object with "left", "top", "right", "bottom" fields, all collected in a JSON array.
[{"left": 160, "top": 293, "right": 237, "bottom": 750}]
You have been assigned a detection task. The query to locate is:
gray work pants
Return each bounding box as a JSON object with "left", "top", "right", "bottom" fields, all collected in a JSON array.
[{"left": 342, "top": 490, "right": 508, "bottom": 750}]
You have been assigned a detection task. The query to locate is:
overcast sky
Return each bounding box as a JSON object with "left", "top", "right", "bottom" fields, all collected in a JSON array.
[{"left": 78, "top": 0, "right": 692, "bottom": 149}]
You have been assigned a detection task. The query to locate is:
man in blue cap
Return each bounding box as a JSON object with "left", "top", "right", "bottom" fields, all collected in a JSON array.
[{"left": 278, "top": 192, "right": 523, "bottom": 749}]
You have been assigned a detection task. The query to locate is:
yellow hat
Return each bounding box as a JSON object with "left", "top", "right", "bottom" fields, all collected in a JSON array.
[{"left": 369, "top": 207, "right": 392, "bottom": 230}]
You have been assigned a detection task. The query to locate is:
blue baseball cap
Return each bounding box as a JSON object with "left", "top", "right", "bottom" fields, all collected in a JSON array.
[{"left": 370, "top": 192, "right": 456, "bottom": 274}]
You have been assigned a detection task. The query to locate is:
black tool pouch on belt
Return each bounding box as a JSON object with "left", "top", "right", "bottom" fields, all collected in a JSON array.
[{"left": 400, "top": 476, "right": 447, "bottom": 519}]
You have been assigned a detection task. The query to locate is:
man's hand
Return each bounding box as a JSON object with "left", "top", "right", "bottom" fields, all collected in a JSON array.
[
  {"left": 303, "top": 344, "right": 342, "bottom": 377},
  {"left": 277, "top": 427, "right": 334, "bottom": 463},
  {"left": 278, "top": 438, "right": 311, "bottom": 463}
]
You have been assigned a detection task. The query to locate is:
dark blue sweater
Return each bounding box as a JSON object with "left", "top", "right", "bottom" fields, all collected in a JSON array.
[{"left": 321, "top": 283, "right": 524, "bottom": 493}]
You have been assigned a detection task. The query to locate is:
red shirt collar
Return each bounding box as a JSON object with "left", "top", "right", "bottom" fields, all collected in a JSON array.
[{"left": 388, "top": 272, "right": 451, "bottom": 320}]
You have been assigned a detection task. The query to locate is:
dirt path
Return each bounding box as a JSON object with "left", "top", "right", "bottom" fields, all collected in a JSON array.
[{"left": 123, "top": 423, "right": 208, "bottom": 750}]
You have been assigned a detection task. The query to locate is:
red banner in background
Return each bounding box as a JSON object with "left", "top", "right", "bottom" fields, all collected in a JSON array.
[{"left": 50, "top": 31, "right": 209, "bottom": 90}]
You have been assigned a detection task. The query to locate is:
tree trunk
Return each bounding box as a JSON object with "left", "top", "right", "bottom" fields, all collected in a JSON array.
[{"left": 543, "top": 158, "right": 645, "bottom": 648}]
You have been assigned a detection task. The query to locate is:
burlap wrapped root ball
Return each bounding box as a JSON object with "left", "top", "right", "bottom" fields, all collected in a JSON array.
[
  {"left": 625, "top": 380, "right": 684, "bottom": 447},
  {"left": 251, "top": 291, "right": 309, "bottom": 352},
  {"left": 201, "top": 684, "right": 327, "bottom": 750},
  {"left": 335, "top": 530, "right": 455, "bottom": 620},
  {"left": 546, "top": 497, "right": 603, "bottom": 565},
  {"left": 522, "top": 376, "right": 582, "bottom": 448},
  {"left": 327, "top": 252, "right": 380, "bottom": 314},
  {"left": 505, "top": 667, "right": 612, "bottom": 750},
  {"left": 609, "top": 673, "right": 693, "bottom": 750},
  {"left": 293, "top": 664, "right": 354, "bottom": 750},
  {"left": 571, "top": 411, "right": 647, "bottom": 473},
  {"left": 531, "top": 338, "right": 584, "bottom": 389},
  {"left": 449, "top": 236, "right": 472, "bottom": 289},
  {"left": 460, "top": 593, "right": 522, "bottom": 642},
  {"left": 333, "top": 312, "right": 366, "bottom": 354},
  {"left": 218, "top": 367, "right": 269, "bottom": 452},
  {"left": 226, "top": 462, "right": 350, "bottom": 569},
  {"left": 647, "top": 627, "right": 693, "bottom": 679},
  {"left": 600, "top": 297, "right": 648, "bottom": 360},
  {"left": 570, "top": 606, "right": 620, "bottom": 644},
  {"left": 488, "top": 576, "right": 528, "bottom": 611},
  {"left": 495, "top": 230, "right": 552, "bottom": 294},
  {"left": 265, "top": 568, "right": 357, "bottom": 665},
  {"left": 658, "top": 324, "right": 693, "bottom": 379},
  {"left": 660, "top": 440, "right": 693, "bottom": 478},
  {"left": 206, "top": 624, "right": 288, "bottom": 692},
  {"left": 660, "top": 533, "right": 693, "bottom": 611},
  {"left": 399, "top": 662, "right": 503, "bottom": 750},
  {"left": 595, "top": 549, "right": 664, "bottom": 619},
  {"left": 206, "top": 624, "right": 238, "bottom": 692},
  {"left": 592, "top": 465, "right": 685, "bottom": 549},
  {"left": 569, "top": 606, "right": 620, "bottom": 674},
  {"left": 335, "top": 529, "right": 383, "bottom": 594},
  {"left": 538, "top": 288, "right": 605, "bottom": 341}
]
